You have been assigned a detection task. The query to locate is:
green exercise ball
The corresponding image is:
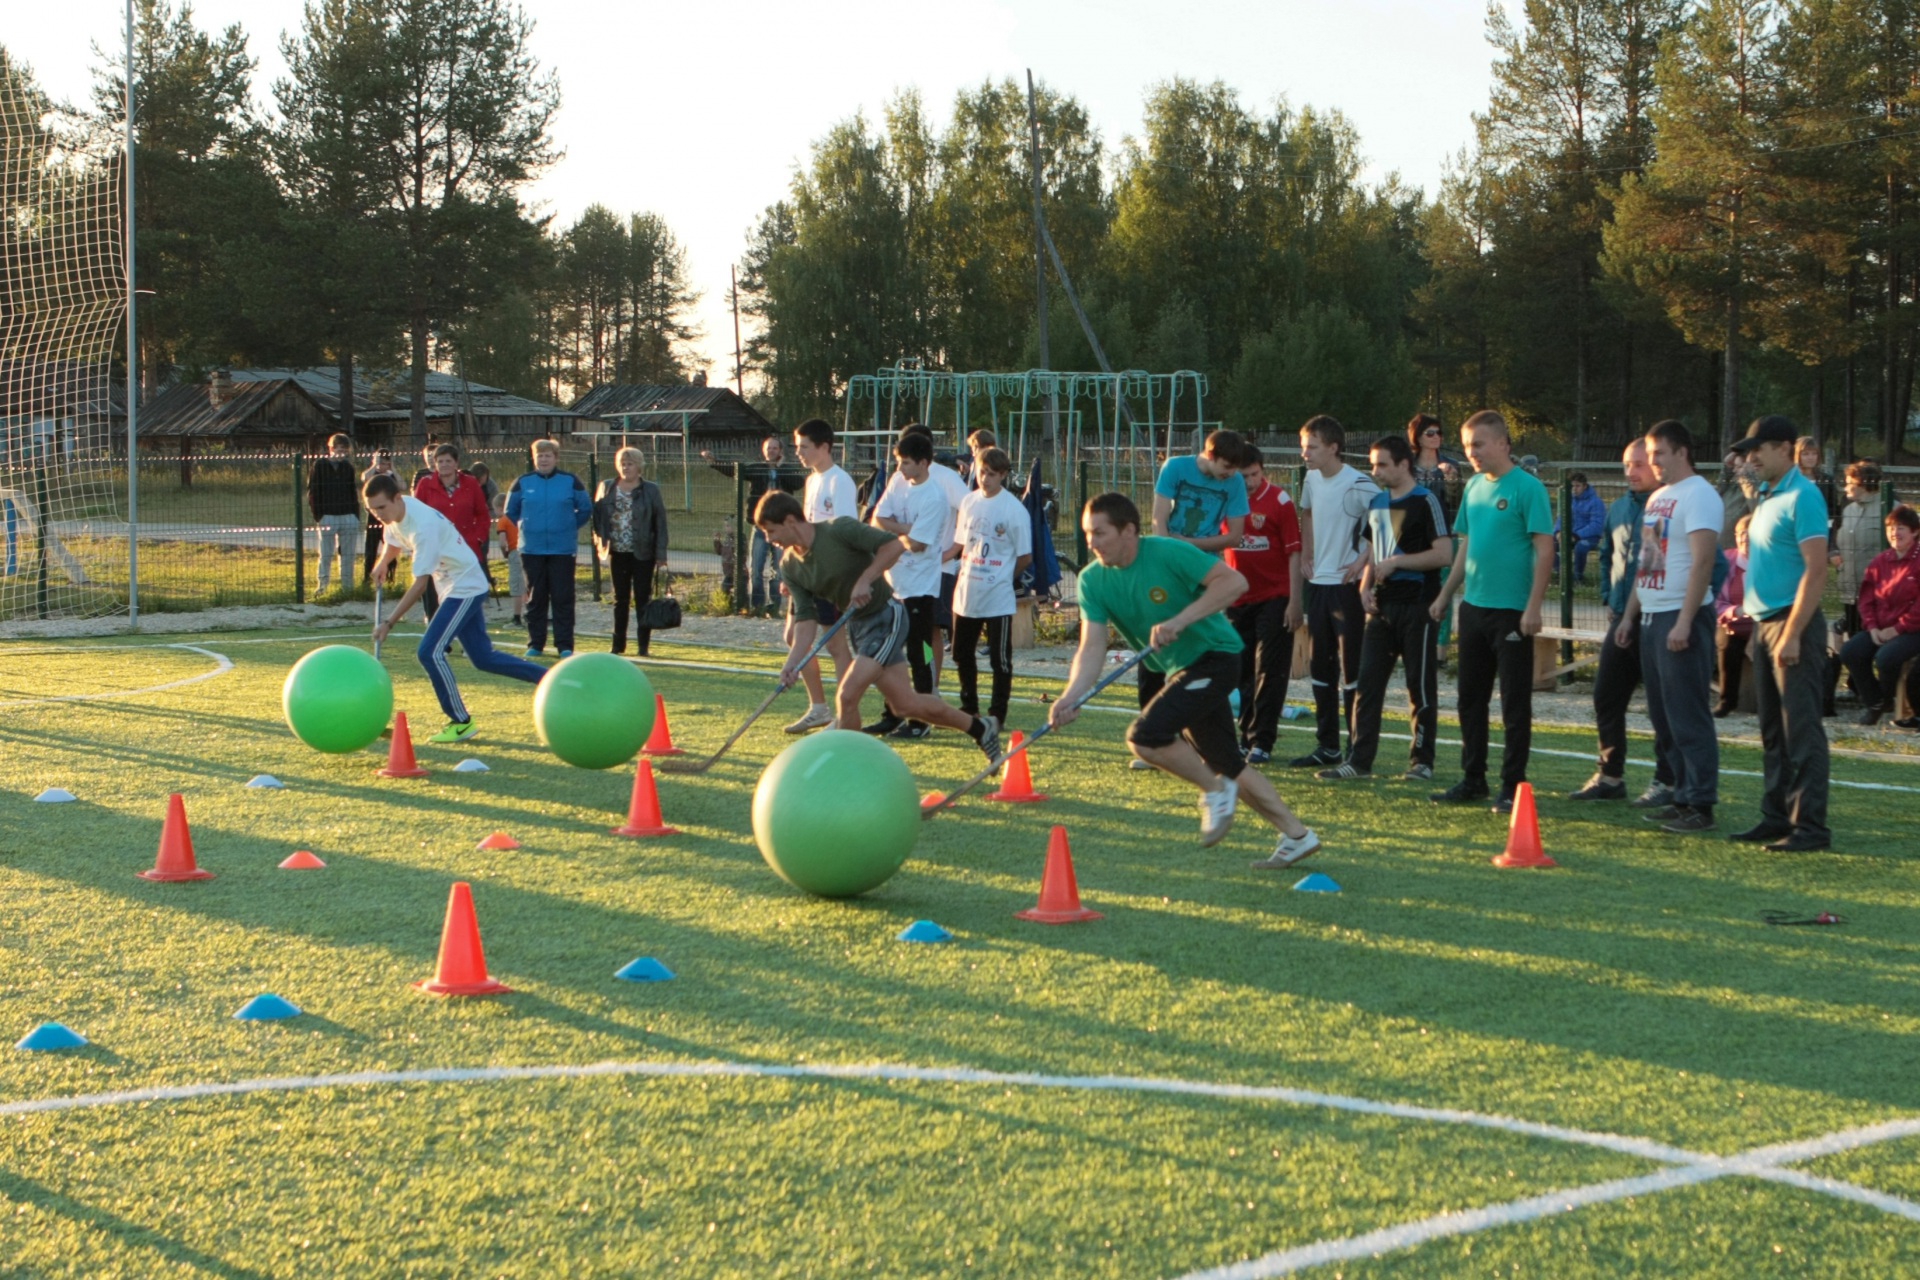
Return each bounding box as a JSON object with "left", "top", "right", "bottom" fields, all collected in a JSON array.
[
  {"left": 533, "top": 653, "right": 656, "bottom": 769},
  {"left": 283, "top": 644, "right": 394, "bottom": 754},
  {"left": 752, "top": 730, "right": 921, "bottom": 897}
]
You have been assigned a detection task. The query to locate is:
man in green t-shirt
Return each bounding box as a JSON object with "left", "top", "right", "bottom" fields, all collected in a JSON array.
[
  {"left": 755, "top": 492, "right": 999, "bottom": 760},
  {"left": 1426, "top": 410, "right": 1555, "bottom": 814},
  {"left": 1053, "top": 493, "right": 1323, "bottom": 866}
]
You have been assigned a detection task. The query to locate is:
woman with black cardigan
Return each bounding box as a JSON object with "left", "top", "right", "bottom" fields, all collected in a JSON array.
[{"left": 593, "top": 446, "right": 670, "bottom": 656}]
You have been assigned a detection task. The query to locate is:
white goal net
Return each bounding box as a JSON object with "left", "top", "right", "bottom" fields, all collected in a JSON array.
[{"left": 1, "top": 56, "right": 126, "bottom": 621}]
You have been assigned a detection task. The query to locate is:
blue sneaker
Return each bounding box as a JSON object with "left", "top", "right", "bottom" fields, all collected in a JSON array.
[
  {"left": 557, "top": 649, "right": 573, "bottom": 658},
  {"left": 524, "top": 646, "right": 543, "bottom": 659}
]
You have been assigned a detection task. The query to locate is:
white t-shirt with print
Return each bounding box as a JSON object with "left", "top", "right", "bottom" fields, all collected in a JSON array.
[
  {"left": 878, "top": 478, "right": 951, "bottom": 599},
  {"left": 953, "top": 488, "right": 1033, "bottom": 618},
  {"left": 1636, "top": 473, "right": 1725, "bottom": 613},
  {"left": 931, "top": 462, "right": 968, "bottom": 577},
  {"left": 803, "top": 464, "right": 857, "bottom": 523},
  {"left": 384, "top": 497, "right": 491, "bottom": 601},
  {"left": 1300, "top": 465, "right": 1380, "bottom": 585}
]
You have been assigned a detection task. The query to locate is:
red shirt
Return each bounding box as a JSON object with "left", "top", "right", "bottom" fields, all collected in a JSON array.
[
  {"left": 1860, "top": 545, "right": 1920, "bottom": 634},
  {"left": 412, "top": 471, "right": 492, "bottom": 558},
  {"left": 1226, "top": 480, "right": 1301, "bottom": 605}
]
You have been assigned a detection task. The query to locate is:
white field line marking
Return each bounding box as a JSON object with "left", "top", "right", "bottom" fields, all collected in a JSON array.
[
  {"left": 3, "top": 1056, "right": 1914, "bottom": 1274},
  {"left": 0, "top": 644, "right": 233, "bottom": 708},
  {"left": 1177, "top": 1111, "right": 1920, "bottom": 1278}
]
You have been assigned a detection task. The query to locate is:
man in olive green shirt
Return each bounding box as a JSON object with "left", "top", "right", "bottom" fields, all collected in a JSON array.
[
  {"left": 1053, "top": 492, "right": 1322, "bottom": 866},
  {"left": 755, "top": 492, "right": 998, "bottom": 760}
]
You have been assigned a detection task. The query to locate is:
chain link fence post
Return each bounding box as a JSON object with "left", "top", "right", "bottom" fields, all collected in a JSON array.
[{"left": 293, "top": 454, "right": 306, "bottom": 605}]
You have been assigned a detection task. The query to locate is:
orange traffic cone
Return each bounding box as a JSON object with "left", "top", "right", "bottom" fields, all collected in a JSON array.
[
  {"left": 138, "top": 793, "right": 214, "bottom": 882},
  {"left": 1492, "top": 782, "right": 1557, "bottom": 868},
  {"left": 988, "top": 732, "right": 1049, "bottom": 803},
  {"left": 1015, "top": 826, "right": 1103, "bottom": 923},
  {"left": 377, "top": 713, "right": 430, "bottom": 778},
  {"left": 279, "top": 850, "right": 326, "bottom": 869},
  {"left": 475, "top": 831, "right": 521, "bottom": 851},
  {"left": 413, "top": 881, "right": 512, "bottom": 996},
  {"left": 612, "top": 759, "right": 680, "bottom": 837},
  {"left": 641, "top": 694, "right": 683, "bottom": 756}
]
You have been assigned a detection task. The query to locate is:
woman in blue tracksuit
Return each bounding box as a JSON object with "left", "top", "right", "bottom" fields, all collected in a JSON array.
[{"left": 506, "top": 438, "right": 593, "bottom": 658}]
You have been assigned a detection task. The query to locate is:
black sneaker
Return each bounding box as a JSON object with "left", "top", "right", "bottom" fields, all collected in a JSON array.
[
  {"left": 1642, "top": 805, "right": 1683, "bottom": 823},
  {"left": 1631, "top": 784, "right": 1675, "bottom": 810},
  {"left": 1857, "top": 706, "right": 1886, "bottom": 727},
  {"left": 1896, "top": 717, "right": 1920, "bottom": 731},
  {"left": 1431, "top": 780, "right": 1491, "bottom": 805},
  {"left": 1289, "top": 746, "right": 1342, "bottom": 769},
  {"left": 888, "top": 722, "right": 931, "bottom": 741},
  {"left": 1490, "top": 789, "right": 1516, "bottom": 816},
  {"left": 1245, "top": 747, "right": 1273, "bottom": 765},
  {"left": 971, "top": 716, "right": 1001, "bottom": 764},
  {"left": 862, "top": 715, "right": 905, "bottom": 736},
  {"left": 1568, "top": 773, "right": 1627, "bottom": 802},
  {"left": 1662, "top": 806, "right": 1716, "bottom": 834},
  {"left": 1730, "top": 821, "right": 1793, "bottom": 843},
  {"left": 1315, "top": 762, "right": 1371, "bottom": 781}
]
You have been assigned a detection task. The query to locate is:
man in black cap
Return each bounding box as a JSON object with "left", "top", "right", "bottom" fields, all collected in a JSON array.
[{"left": 1726, "top": 415, "right": 1832, "bottom": 851}]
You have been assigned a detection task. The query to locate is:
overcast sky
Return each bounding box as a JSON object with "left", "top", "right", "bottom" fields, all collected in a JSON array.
[{"left": 10, "top": 0, "right": 1513, "bottom": 387}]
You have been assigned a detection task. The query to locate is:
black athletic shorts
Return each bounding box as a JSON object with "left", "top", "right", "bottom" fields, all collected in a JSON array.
[
  {"left": 935, "top": 571, "right": 956, "bottom": 631},
  {"left": 848, "top": 597, "right": 909, "bottom": 668},
  {"left": 1126, "top": 648, "right": 1246, "bottom": 779}
]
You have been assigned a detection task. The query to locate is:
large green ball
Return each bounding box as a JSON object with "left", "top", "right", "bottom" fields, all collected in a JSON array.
[
  {"left": 533, "top": 653, "right": 656, "bottom": 769},
  {"left": 283, "top": 644, "right": 394, "bottom": 754},
  {"left": 752, "top": 730, "right": 920, "bottom": 897}
]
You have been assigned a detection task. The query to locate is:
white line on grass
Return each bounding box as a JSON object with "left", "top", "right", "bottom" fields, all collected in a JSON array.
[
  {"left": 3, "top": 1054, "right": 1916, "bottom": 1275},
  {"left": 0, "top": 644, "right": 233, "bottom": 708}
]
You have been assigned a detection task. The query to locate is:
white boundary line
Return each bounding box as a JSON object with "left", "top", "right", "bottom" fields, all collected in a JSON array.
[
  {"left": 2, "top": 1057, "right": 1915, "bottom": 1276},
  {"left": 0, "top": 644, "right": 233, "bottom": 708}
]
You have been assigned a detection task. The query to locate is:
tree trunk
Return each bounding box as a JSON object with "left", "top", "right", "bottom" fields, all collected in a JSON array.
[
  {"left": 1810, "top": 363, "right": 1824, "bottom": 444},
  {"left": 338, "top": 347, "right": 355, "bottom": 443},
  {"left": 1722, "top": 292, "right": 1741, "bottom": 456},
  {"left": 1618, "top": 321, "right": 1634, "bottom": 442},
  {"left": 410, "top": 313, "right": 430, "bottom": 450}
]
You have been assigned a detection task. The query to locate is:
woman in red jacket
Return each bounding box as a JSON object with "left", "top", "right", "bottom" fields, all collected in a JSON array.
[
  {"left": 409, "top": 442, "right": 492, "bottom": 620},
  {"left": 1839, "top": 503, "right": 1920, "bottom": 728}
]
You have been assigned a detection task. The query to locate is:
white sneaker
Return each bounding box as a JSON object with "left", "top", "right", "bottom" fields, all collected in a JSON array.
[
  {"left": 1127, "top": 757, "right": 1154, "bottom": 771},
  {"left": 1199, "top": 777, "right": 1239, "bottom": 847},
  {"left": 783, "top": 705, "right": 835, "bottom": 734},
  {"left": 1251, "top": 829, "right": 1322, "bottom": 870}
]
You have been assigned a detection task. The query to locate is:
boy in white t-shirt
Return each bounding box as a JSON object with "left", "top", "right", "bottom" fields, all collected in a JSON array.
[
  {"left": 1619, "top": 419, "right": 1725, "bottom": 833},
  {"left": 1291, "top": 414, "right": 1381, "bottom": 768},
  {"left": 946, "top": 447, "right": 1033, "bottom": 733},
  {"left": 784, "top": 417, "right": 859, "bottom": 732},
  {"left": 364, "top": 473, "right": 547, "bottom": 743},
  {"left": 869, "top": 431, "right": 953, "bottom": 738}
]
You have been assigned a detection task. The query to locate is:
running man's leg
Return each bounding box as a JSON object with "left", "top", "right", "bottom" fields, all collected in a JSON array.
[
  {"left": 448, "top": 594, "right": 547, "bottom": 685},
  {"left": 417, "top": 595, "right": 475, "bottom": 723}
]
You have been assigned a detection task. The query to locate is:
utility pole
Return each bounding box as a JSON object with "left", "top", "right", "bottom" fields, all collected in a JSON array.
[
  {"left": 1027, "top": 70, "right": 1057, "bottom": 458},
  {"left": 731, "top": 264, "right": 746, "bottom": 399}
]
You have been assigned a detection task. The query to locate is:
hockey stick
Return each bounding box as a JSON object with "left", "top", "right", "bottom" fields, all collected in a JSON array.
[
  {"left": 655, "top": 607, "right": 856, "bottom": 775},
  {"left": 373, "top": 576, "right": 384, "bottom": 659},
  {"left": 921, "top": 645, "right": 1155, "bottom": 821}
]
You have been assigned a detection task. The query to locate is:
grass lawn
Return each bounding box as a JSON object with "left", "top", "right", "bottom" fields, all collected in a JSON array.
[{"left": 1, "top": 626, "right": 1917, "bottom": 1276}]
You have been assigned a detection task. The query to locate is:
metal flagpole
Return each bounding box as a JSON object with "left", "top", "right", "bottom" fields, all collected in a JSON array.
[{"left": 125, "top": 0, "right": 140, "bottom": 627}]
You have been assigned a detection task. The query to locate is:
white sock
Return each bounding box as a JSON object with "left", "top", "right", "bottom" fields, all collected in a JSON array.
[{"left": 810, "top": 701, "right": 829, "bottom": 714}]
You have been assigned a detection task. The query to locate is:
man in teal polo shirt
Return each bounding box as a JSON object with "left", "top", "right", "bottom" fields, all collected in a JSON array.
[
  {"left": 1427, "top": 410, "right": 1555, "bottom": 815},
  {"left": 1726, "top": 415, "right": 1832, "bottom": 851},
  {"left": 1053, "top": 492, "right": 1323, "bottom": 867}
]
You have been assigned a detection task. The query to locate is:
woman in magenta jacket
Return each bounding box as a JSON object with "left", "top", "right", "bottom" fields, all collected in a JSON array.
[
  {"left": 410, "top": 442, "right": 492, "bottom": 619},
  {"left": 1839, "top": 503, "right": 1920, "bottom": 728}
]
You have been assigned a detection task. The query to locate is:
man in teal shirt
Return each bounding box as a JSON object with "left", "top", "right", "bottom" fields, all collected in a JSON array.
[
  {"left": 1725, "top": 415, "right": 1831, "bottom": 851},
  {"left": 1054, "top": 493, "right": 1323, "bottom": 868},
  {"left": 1427, "top": 410, "right": 1555, "bottom": 814}
]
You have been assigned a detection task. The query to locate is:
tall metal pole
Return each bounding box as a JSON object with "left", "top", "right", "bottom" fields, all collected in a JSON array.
[
  {"left": 125, "top": 0, "right": 140, "bottom": 626},
  {"left": 730, "top": 264, "right": 746, "bottom": 399},
  {"left": 1026, "top": 71, "right": 1057, "bottom": 461}
]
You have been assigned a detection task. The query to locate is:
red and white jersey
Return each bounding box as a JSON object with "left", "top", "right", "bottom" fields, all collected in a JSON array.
[{"left": 1226, "top": 480, "right": 1302, "bottom": 605}]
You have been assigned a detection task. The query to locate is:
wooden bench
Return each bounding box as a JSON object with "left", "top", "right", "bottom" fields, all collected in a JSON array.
[{"left": 1534, "top": 626, "right": 1609, "bottom": 690}]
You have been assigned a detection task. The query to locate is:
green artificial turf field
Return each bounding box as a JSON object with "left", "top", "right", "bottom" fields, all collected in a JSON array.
[{"left": 1, "top": 625, "right": 1918, "bottom": 1277}]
